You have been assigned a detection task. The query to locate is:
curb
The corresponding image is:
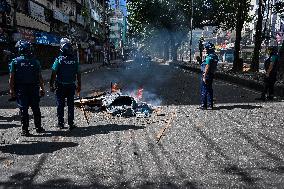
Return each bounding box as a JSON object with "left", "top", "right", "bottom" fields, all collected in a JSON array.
[{"left": 176, "top": 63, "right": 284, "bottom": 97}]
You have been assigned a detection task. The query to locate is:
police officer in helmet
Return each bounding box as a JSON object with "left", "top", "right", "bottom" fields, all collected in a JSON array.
[
  {"left": 50, "top": 38, "right": 81, "bottom": 130},
  {"left": 256, "top": 46, "right": 279, "bottom": 101},
  {"left": 199, "top": 42, "right": 218, "bottom": 110},
  {"left": 9, "top": 40, "right": 45, "bottom": 136}
]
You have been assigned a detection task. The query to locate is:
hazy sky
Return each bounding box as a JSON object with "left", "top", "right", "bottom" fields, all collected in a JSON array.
[{"left": 109, "top": 0, "right": 127, "bottom": 15}]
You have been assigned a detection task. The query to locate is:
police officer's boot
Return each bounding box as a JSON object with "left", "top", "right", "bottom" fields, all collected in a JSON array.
[
  {"left": 21, "top": 119, "right": 30, "bottom": 137},
  {"left": 34, "top": 115, "right": 45, "bottom": 133}
]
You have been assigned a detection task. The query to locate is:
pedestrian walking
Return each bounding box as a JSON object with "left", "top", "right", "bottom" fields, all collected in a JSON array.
[
  {"left": 199, "top": 42, "right": 218, "bottom": 110},
  {"left": 256, "top": 46, "right": 279, "bottom": 101},
  {"left": 9, "top": 40, "right": 45, "bottom": 136},
  {"left": 49, "top": 38, "right": 81, "bottom": 130}
]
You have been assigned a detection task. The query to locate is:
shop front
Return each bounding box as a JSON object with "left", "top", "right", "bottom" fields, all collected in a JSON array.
[{"left": 34, "top": 32, "right": 61, "bottom": 68}]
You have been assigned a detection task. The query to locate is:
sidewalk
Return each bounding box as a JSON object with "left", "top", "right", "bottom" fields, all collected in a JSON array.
[
  {"left": 172, "top": 61, "right": 284, "bottom": 97},
  {"left": 0, "top": 63, "right": 104, "bottom": 96}
]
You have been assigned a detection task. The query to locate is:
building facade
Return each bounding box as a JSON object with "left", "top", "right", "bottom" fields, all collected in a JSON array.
[{"left": 0, "top": 0, "right": 108, "bottom": 73}]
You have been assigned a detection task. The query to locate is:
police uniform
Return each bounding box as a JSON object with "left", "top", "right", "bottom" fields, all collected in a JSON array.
[
  {"left": 200, "top": 47, "right": 218, "bottom": 109},
  {"left": 261, "top": 52, "right": 279, "bottom": 100},
  {"left": 9, "top": 53, "right": 44, "bottom": 135},
  {"left": 52, "top": 52, "right": 80, "bottom": 128}
]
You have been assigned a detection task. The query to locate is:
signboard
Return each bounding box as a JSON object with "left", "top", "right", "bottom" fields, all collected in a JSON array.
[
  {"left": 12, "top": 27, "right": 35, "bottom": 42},
  {"left": 29, "top": 1, "right": 45, "bottom": 22},
  {"left": 110, "top": 17, "right": 123, "bottom": 24},
  {"left": 53, "top": 9, "right": 69, "bottom": 24},
  {"left": 35, "top": 32, "right": 60, "bottom": 46}
]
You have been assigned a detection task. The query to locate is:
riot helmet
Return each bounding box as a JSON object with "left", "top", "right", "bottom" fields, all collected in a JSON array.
[
  {"left": 60, "top": 38, "right": 73, "bottom": 56},
  {"left": 15, "top": 40, "right": 33, "bottom": 56},
  {"left": 204, "top": 42, "right": 215, "bottom": 53}
]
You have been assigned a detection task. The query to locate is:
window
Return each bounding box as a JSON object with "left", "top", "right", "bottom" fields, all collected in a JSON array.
[{"left": 16, "top": 0, "right": 28, "bottom": 14}]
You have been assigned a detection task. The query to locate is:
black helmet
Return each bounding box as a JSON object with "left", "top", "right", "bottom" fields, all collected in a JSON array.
[
  {"left": 15, "top": 40, "right": 33, "bottom": 56},
  {"left": 204, "top": 42, "right": 215, "bottom": 52},
  {"left": 60, "top": 38, "right": 73, "bottom": 56}
]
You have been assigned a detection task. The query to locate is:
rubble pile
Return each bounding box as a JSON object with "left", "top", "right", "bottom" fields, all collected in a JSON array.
[{"left": 75, "top": 91, "right": 153, "bottom": 118}]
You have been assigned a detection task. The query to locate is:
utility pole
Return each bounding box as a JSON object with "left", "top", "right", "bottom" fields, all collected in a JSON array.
[{"left": 189, "top": 0, "right": 193, "bottom": 63}]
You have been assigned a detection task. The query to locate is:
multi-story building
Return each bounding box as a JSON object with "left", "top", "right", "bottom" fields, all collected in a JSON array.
[
  {"left": 88, "top": 0, "right": 105, "bottom": 63},
  {"left": 0, "top": 0, "right": 109, "bottom": 73},
  {"left": 109, "top": 1, "right": 127, "bottom": 59}
]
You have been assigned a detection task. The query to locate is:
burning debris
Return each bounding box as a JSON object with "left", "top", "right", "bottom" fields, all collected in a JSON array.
[{"left": 75, "top": 83, "right": 154, "bottom": 118}]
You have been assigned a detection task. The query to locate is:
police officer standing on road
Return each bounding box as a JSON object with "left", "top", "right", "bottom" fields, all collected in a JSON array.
[
  {"left": 199, "top": 42, "right": 218, "bottom": 110},
  {"left": 49, "top": 38, "right": 81, "bottom": 130},
  {"left": 257, "top": 46, "right": 279, "bottom": 101},
  {"left": 9, "top": 40, "right": 45, "bottom": 136}
]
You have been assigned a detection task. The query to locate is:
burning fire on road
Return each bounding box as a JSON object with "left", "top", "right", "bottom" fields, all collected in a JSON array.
[{"left": 75, "top": 83, "right": 154, "bottom": 118}]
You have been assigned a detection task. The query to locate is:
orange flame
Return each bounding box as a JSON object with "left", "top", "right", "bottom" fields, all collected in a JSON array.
[
  {"left": 136, "top": 88, "right": 144, "bottom": 100},
  {"left": 111, "top": 83, "right": 120, "bottom": 93}
]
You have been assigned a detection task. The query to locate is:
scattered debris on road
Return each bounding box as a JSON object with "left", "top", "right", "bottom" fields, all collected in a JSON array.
[{"left": 75, "top": 83, "right": 154, "bottom": 118}]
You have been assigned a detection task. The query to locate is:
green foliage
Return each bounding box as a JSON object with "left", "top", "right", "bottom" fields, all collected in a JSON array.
[{"left": 273, "top": 1, "right": 284, "bottom": 16}]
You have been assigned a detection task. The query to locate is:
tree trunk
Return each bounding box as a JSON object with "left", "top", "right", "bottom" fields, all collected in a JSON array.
[
  {"left": 233, "top": 1, "right": 246, "bottom": 72},
  {"left": 170, "top": 37, "right": 178, "bottom": 62},
  {"left": 250, "top": 0, "right": 264, "bottom": 72},
  {"left": 163, "top": 41, "right": 169, "bottom": 61}
]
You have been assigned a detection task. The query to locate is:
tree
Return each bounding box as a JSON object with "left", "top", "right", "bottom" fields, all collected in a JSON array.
[
  {"left": 127, "top": 0, "right": 251, "bottom": 65},
  {"left": 232, "top": 0, "right": 251, "bottom": 71},
  {"left": 250, "top": 0, "right": 265, "bottom": 72}
]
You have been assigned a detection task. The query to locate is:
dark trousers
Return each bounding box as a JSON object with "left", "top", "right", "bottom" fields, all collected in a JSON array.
[
  {"left": 56, "top": 83, "right": 75, "bottom": 125},
  {"left": 16, "top": 84, "right": 41, "bottom": 131},
  {"left": 262, "top": 76, "right": 276, "bottom": 98},
  {"left": 201, "top": 74, "right": 214, "bottom": 107}
]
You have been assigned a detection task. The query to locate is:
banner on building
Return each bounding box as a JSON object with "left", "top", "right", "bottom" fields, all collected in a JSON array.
[
  {"left": 53, "top": 10, "right": 69, "bottom": 24},
  {"left": 35, "top": 32, "right": 60, "bottom": 46},
  {"left": 29, "top": 1, "right": 45, "bottom": 22},
  {"left": 12, "top": 27, "right": 35, "bottom": 42}
]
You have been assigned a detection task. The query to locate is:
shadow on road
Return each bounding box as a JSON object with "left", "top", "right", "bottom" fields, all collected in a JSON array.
[
  {"left": 0, "top": 141, "right": 78, "bottom": 155},
  {"left": 39, "top": 124, "right": 146, "bottom": 138},
  {"left": 0, "top": 123, "right": 19, "bottom": 129},
  {"left": 214, "top": 105, "right": 263, "bottom": 110}
]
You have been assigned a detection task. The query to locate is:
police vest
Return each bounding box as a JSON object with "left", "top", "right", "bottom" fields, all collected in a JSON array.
[
  {"left": 14, "top": 57, "right": 40, "bottom": 85},
  {"left": 265, "top": 54, "right": 279, "bottom": 74},
  {"left": 201, "top": 54, "right": 218, "bottom": 74},
  {"left": 56, "top": 56, "right": 78, "bottom": 84}
]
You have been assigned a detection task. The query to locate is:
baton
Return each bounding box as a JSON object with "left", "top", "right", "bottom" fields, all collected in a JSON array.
[{"left": 78, "top": 94, "right": 90, "bottom": 125}]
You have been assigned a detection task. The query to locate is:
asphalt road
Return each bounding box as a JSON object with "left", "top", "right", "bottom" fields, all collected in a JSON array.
[{"left": 0, "top": 61, "right": 283, "bottom": 189}]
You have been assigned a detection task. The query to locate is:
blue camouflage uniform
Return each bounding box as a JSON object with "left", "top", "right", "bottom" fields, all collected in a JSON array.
[
  {"left": 262, "top": 54, "right": 279, "bottom": 99},
  {"left": 9, "top": 55, "right": 42, "bottom": 131},
  {"left": 52, "top": 54, "right": 80, "bottom": 126},
  {"left": 200, "top": 53, "right": 218, "bottom": 108}
]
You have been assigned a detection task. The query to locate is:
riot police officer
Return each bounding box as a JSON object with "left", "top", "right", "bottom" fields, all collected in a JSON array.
[
  {"left": 50, "top": 38, "right": 81, "bottom": 130},
  {"left": 9, "top": 40, "right": 45, "bottom": 136},
  {"left": 257, "top": 46, "right": 279, "bottom": 101},
  {"left": 199, "top": 42, "right": 218, "bottom": 110}
]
